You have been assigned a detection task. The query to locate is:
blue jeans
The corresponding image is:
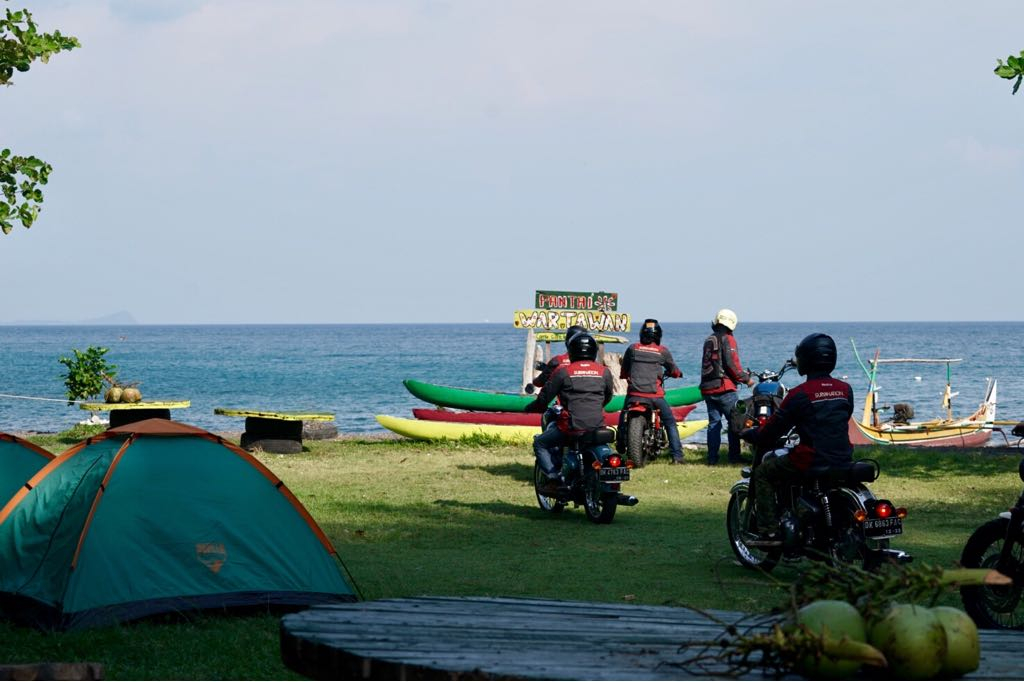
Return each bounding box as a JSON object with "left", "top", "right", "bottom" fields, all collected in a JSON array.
[
  {"left": 533, "top": 422, "right": 567, "bottom": 478},
  {"left": 704, "top": 391, "right": 740, "bottom": 464},
  {"left": 618, "top": 397, "right": 683, "bottom": 461}
]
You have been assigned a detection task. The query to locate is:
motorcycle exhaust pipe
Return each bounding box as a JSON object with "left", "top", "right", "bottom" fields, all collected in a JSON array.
[
  {"left": 880, "top": 548, "right": 913, "bottom": 563},
  {"left": 617, "top": 494, "right": 639, "bottom": 507}
]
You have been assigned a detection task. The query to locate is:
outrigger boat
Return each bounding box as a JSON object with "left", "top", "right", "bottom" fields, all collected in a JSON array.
[{"left": 849, "top": 341, "right": 997, "bottom": 447}]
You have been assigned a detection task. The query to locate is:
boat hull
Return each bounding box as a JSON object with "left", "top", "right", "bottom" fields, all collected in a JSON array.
[
  {"left": 848, "top": 419, "right": 992, "bottom": 447},
  {"left": 412, "top": 404, "right": 697, "bottom": 427},
  {"left": 403, "top": 379, "right": 703, "bottom": 413},
  {"left": 376, "top": 415, "right": 709, "bottom": 445}
]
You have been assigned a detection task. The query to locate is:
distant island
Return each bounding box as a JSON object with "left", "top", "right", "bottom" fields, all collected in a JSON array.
[{"left": 1, "top": 311, "right": 139, "bottom": 325}]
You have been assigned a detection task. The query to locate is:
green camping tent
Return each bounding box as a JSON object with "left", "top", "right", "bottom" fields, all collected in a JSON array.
[
  {"left": 0, "top": 419, "right": 356, "bottom": 629},
  {"left": 0, "top": 433, "right": 53, "bottom": 505}
]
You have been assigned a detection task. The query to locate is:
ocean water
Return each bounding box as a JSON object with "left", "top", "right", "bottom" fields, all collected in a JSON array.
[{"left": 0, "top": 322, "right": 1020, "bottom": 444}]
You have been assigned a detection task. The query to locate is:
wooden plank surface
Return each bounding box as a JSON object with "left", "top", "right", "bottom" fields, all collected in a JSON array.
[
  {"left": 80, "top": 400, "right": 190, "bottom": 411},
  {"left": 280, "top": 596, "right": 1024, "bottom": 680},
  {"left": 214, "top": 408, "right": 334, "bottom": 421}
]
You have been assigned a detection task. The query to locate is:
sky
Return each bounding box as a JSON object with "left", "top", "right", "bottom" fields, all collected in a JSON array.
[{"left": 1, "top": 0, "right": 1022, "bottom": 324}]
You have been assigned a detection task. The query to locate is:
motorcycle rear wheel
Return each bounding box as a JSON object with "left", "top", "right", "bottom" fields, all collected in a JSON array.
[
  {"left": 533, "top": 462, "right": 565, "bottom": 514},
  {"left": 726, "top": 486, "right": 780, "bottom": 572},
  {"left": 583, "top": 471, "right": 617, "bottom": 524},
  {"left": 627, "top": 416, "right": 648, "bottom": 468},
  {"left": 960, "top": 517, "right": 1024, "bottom": 630},
  {"left": 824, "top": 493, "right": 888, "bottom": 570}
]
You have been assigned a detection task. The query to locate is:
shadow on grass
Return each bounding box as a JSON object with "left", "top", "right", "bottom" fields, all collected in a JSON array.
[
  {"left": 455, "top": 462, "right": 533, "bottom": 483},
  {"left": 433, "top": 498, "right": 540, "bottom": 520}
]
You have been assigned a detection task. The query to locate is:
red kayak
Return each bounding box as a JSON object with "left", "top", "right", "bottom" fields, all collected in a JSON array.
[{"left": 412, "top": 404, "right": 696, "bottom": 428}]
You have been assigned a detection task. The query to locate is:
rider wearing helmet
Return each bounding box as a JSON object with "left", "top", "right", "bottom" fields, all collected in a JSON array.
[
  {"left": 745, "top": 333, "right": 854, "bottom": 537},
  {"left": 700, "top": 308, "right": 756, "bottom": 465},
  {"left": 526, "top": 324, "right": 588, "bottom": 393},
  {"left": 619, "top": 318, "right": 685, "bottom": 464},
  {"left": 525, "top": 332, "right": 615, "bottom": 493}
]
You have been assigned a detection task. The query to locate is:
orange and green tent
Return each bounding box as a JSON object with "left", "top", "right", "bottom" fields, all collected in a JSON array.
[{"left": 0, "top": 419, "right": 356, "bottom": 629}]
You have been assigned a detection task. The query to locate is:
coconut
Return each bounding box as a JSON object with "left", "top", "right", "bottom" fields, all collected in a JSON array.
[
  {"left": 932, "top": 606, "right": 980, "bottom": 677},
  {"left": 795, "top": 600, "right": 868, "bottom": 679},
  {"left": 121, "top": 387, "right": 142, "bottom": 403},
  {"left": 104, "top": 386, "right": 123, "bottom": 404},
  {"left": 868, "top": 603, "right": 947, "bottom": 680}
]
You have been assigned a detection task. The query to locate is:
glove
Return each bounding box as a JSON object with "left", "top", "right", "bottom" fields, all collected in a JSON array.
[{"left": 524, "top": 399, "right": 545, "bottom": 413}]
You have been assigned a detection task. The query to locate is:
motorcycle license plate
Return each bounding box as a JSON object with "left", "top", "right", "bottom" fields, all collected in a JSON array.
[
  {"left": 600, "top": 466, "right": 630, "bottom": 482},
  {"left": 863, "top": 517, "right": 903, "bottom": 538}
]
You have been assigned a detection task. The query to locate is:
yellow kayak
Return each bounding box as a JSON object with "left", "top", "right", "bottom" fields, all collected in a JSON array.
[{"left": 376, "top": 415, "right": 709, "bottom": 445}]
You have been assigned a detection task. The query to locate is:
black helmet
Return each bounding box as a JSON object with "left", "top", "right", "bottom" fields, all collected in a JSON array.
[
  {"left": 564, "top": 325, "right": 587, "bottom": 348},
  {"left": 794, "top": 333, "right": 837, "bottom": 375},
  {"left": 567, "top": 332, "right": 598, "bottom": 362},
  {"left": 639, "top": 318, "right": 662, "bottom": 345}
]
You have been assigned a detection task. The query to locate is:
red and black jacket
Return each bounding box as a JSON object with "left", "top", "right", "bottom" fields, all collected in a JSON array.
[
  {"left": 620, "top": 343, "right": 682, "bottom": 398},
  {"left": 528, "top": 360, "right": 614, "bottom": 434},
  {"left": 533, "top": 353, "right": 571, "bottom": 388},
  {"left": 754, "top": 374, "right": 854, "bottom": 470},
  {"left": 700, "top": 330, "right": 751, "bottom": 395}
]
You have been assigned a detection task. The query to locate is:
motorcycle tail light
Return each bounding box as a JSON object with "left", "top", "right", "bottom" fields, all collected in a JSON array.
[
  {"left": 896, "top": 507, "right": 908, "bottom": 519},
  {"left": 853, "top": 509, "right": 867, "bottom": 523},
  {"left": 875, "top": 502, "right": 893, "bottom": 519},
  {"left": 608, "top": 455, "right": 622, "bottom": 468},
  {"left": 591, "top": 461, "right": 602, "bottom": 471}
]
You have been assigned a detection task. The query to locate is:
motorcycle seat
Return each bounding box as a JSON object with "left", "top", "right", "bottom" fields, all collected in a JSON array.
[
  {"left": 802, "top": 460, "right": 879, "bottom": 484},
  {"left": 575, "top": 428, "right": 616, "bottom": 446}
]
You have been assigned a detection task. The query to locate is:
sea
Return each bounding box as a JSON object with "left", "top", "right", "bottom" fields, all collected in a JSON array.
[{"left": 0, "top": 322, "right": 1020, "bottom": 444}]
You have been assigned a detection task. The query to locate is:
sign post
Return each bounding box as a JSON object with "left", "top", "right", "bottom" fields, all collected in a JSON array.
[{"left": 516, "top": 290, "right": 630, "bottom": 394}]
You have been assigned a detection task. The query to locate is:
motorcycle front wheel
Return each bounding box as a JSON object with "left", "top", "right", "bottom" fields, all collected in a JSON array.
[
  {"left": 533, "top": 462, "right": 565, "bottom": 514},
  {"left": 583, "top": 471, "right": 617, "bottom": 524},
  {"left": 726, "top": 486, "right": 780, "bottom": 572},
  {"left": 627, "top": 416, "right": 648, "bottom": 468},
  {"left": 960, "top": 518, "right": 1024, "bottom": 630}
]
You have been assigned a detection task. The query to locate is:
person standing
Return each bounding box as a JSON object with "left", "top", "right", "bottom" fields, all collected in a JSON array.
[{"left": 699, "top": 308, "right": 755, "bottom": 465}]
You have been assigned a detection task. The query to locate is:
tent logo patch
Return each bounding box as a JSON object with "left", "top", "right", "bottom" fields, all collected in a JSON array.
[{"left": 196, "top": 543, "right": 227, "bottom": 574}]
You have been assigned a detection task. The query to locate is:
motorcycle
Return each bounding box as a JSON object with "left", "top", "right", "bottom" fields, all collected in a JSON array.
[
  {"left": 534, "top": 406, "right": 638, "bottom": 524},
  {"left": 959, "top": 446, "right": 1024, "bottom": 629},
  {"left": 725, "top": 364, "right": 912, "bottom": 572},
  {"left": 729, "top": 360, "right": 795, "bottom": 437},
  {"left": 618, "top": 379, "right": 671, "bottom": 467}
]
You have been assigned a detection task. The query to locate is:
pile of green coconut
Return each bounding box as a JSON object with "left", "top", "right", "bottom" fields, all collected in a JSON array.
[
  {"left": 795, "top": 599, "right": 977, "bottom": 678},
  {"left": 679, "top": 562, "right": 1005, "bottom": 680}
]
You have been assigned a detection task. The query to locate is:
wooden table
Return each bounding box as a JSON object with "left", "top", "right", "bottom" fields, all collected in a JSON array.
[
  {"left": 79, "top": 401, "right": 190, "bottom": 428},
  {"left": 280, "top": 596, "right": 1024, "bottom": 680},
  {"left": 214, "top": 408, "right": 336, "bottom": 454}
]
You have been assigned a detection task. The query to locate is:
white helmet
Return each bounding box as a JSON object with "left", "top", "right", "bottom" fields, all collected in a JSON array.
[{"left": 713, "top": 308, "right": 738, "bottom": 331}]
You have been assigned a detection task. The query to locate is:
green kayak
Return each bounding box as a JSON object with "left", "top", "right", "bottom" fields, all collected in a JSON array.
[{"left": 403, "top": 379, "right": 703, "bottom": 413}]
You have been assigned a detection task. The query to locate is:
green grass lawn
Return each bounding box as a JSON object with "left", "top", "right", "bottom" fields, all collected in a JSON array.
[{"left": 1, "top": 433, "right": 1020, "bottom": 679}]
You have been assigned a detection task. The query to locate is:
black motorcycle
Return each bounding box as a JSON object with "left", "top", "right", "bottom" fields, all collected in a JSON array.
[
  {"left": 726, "top": 393, "right": 911, "bottom": 572},
  {"left": 959, "top": 450, "right": 1024, "bottom": 629},
  {"left": 730, "top": 360, "right": 794, "bottom": 436},
  {"left": 534, "top": 407, "right": 638, "bottom": 524},
  {"left": 619, "top": 384, "right": 670, "bottom": 468}
]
